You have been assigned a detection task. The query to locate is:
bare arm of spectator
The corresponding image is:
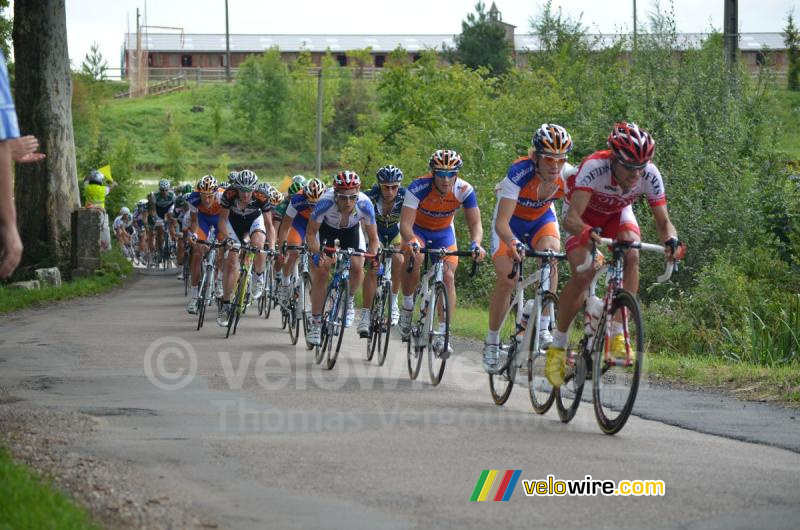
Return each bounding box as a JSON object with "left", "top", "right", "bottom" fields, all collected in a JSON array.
[
  {"left": 10, "top": 135, "right": 45, "bottom": 163},
  {"left": 0, "top": 140, "right": 22, "bottom": 278}
]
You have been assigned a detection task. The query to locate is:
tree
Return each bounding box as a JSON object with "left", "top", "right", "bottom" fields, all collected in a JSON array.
[
  {"left": 232, "top": 48, "right": 290, "bottom": 145},
  {"left": 785, "top": 11, "right": 800, "bottom": 91},
  {"left": 0, "top": 0, "right": 11, "bottom": 59},
  {"left": 81, "top": 41, "right": 108, "bottom": 81},
  {"left": 444, "top": 1, "right": 512, "bottom": 76},
  {"left": 13, "top": 0, "right": 80, "bottom": 269}
]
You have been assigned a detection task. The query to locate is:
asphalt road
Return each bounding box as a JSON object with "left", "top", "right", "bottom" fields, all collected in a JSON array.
[{"left": 1, "top": 270, "right": 799, "bottom": 529}]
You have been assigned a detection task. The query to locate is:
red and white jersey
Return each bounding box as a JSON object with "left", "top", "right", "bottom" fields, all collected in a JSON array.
[{"left": 566, "top": 150, "right": 666, "bottom": 215}]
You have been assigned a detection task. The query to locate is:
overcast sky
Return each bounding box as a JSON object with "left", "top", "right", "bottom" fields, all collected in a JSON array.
[{"left": 58, "top": 0, "right": 799, "bottom": 70}]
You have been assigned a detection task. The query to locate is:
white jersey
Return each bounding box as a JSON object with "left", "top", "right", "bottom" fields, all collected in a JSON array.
[
  {"left": 310, "top": 189, "right": 376, "bottom": 229},
  {"left": 113, "top": 215, "right": 132, "bottom": 231}
]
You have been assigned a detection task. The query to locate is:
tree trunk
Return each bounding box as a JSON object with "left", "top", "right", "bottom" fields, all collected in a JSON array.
[{"left": 12, "top": 0, "right": 80, "bottom": 270}]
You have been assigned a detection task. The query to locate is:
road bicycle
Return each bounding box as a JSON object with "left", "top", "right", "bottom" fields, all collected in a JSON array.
[
  {"left": 533, "top": 237, "right": 676, "bottom": 435},
  {"left": 194, "top": 227, "right": 226, "bottom": 331},
  {"left": 488, "top": 246, "right": 567, "bottom": 410},
  {"left": 282, "top": 243, "right": 313, "bottom": 347},
  {"left": 364, "top": 247, "right": 402, "bottom": 366},
  {"left": 225, "top": 241, "right": 270, "bottom": 338},
  {"left": 317, "top": 243, "right": 375, "bottom": 370},
  {"left": 404, "top": 246, "right": 478, "bottom": 386}
]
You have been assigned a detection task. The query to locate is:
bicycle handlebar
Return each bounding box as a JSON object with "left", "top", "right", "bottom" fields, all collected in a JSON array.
[
  {"left": 576, "top": 238, "right": 676, "bottom": 283},
  {"left": 507, "top": 246, "right": 568, "bottom": 279},
  {"left": 405, "top": 246, "right": 481, "bottom": 277}
]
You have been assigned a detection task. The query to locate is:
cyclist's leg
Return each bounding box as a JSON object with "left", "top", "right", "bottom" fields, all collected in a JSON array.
[
  {"left": 249, "top": 217, "right": 267, "bottom": 275},
  {"left": 613, "top": 205, "right": 641, "bottom": 294},
  {"left": 531, "top": 209, "right": 562, "bottom": 327},
  {"left": 309, "top": 228, "right": 333, "bottom": 316}
]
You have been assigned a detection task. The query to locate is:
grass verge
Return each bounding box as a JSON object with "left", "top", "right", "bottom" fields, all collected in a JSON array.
[
  {"left": 0, "top": 447, "right": 99, "bottom": 530},
  {"left": 0, "top": 248, "right": 132, "bottom": 315},
  {"left": 451, "top": 303, "right": 800, "bottom": 405}
]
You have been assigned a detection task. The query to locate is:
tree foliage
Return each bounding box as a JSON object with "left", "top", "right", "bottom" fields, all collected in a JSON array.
[
  {"left": 80, "top": 41, "right": 108, "bottom": 81},
  {"left": 444, "top": 1, "right": 512, "bottom": 76},
  {"left": 232, "top": 48, "right": 290, "bottom": 144}
]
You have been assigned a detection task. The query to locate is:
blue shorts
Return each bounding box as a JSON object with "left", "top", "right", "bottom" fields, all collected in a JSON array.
[
  {"left": 411, "top": 225, "right": 457, "bottom": 265},
  {"left": 197, "top": 212, "right": 224, "bottom": 241},
  {"left": 291, "top": 216, "right": 308, "bottom": 241}
]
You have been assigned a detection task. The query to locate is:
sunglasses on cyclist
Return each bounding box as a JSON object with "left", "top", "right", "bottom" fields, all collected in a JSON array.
[
  {"left": 335, "top": 193, "right": 359, "bottom": 202},
  {"left": 618, "top": 160, "right": 648, "bottom": 171},
  {"left": 540, "top": 154, "right": 567, "bottom": 166},
  {"left": 433, "top": 170, "right": 458, "bottom": 179}
]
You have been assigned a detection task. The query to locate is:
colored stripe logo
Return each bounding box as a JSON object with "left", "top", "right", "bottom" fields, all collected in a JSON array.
[{"left": 470, "top": 470, "right": 522, "bottom": 501}]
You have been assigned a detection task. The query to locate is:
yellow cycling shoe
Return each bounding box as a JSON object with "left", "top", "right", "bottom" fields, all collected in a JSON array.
[
  {"left": 545, "top": 345, "right": 566, "bottom": 387},
  {"left": 609, "top": 334, "right": 631, "bottom": 364}
]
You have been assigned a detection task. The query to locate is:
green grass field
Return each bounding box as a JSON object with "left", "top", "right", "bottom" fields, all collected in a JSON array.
[
  {"left": 0, "top": 248, "right": 132, "bottom": 315},
  {"left": 0, "top": 448, "right": 99, "bottom": 530},
  {"left": 774, "top": 88, "right": 800, "bottom": 161}
]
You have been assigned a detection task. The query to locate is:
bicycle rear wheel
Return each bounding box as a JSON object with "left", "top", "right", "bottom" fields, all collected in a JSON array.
[
  {"left": 592, "top": 290, "right": 643, "bottom": 435},
  {"left": 428, "top": 282, "right": 449, "bottom": 386}
]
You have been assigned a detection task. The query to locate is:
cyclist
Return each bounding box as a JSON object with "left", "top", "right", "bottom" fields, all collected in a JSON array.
[
  {"left": 216, "top": 170, "right": 273, "bottom": 326},
  {"left": 275, "top": 178, "right": 326, "bottom": 308},
  {"left": 398, "top": 149, "right": 486, "bottom": 356},
  {"left": 112, "top": 206, "right": 135, "bottom": 256},
  {"left": 186, "top": 175, "right": 229, "bottom": 315},
  {"left": 483, "top": 124, "right": 575, "bottom": 374},
  {"left": 169, "top": 194, "right": 192, "bottom": 279},
  {"left": 133, "top": 199, "right": 151, "bottom": 261},
  {"left": 148, "top": 178, "right": 177, "bottom": 259},
  {"left": 358, "top": 165, "right": 407, "bottom": 336},
  {"left": 545, "top": 122, "right": 683, "bottom": 386},
  {"left": 305, "top": 171, "right": 379, "bottom": 346}
]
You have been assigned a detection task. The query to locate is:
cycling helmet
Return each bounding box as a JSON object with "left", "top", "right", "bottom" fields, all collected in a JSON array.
[
  {"left": 429, "top": 149, "right": 463, "bottom": 171},
  {"left": 255, "top": 182, "right": 273, "bottom": 195},
  {"left": 291, "top": 174, "right": 307, "bottom": 186},
  {"left": 88, "top": 169, "right": 105, "bottom": 185},
  {"left": 227, "top": 170, "right": 239, "bottom": 183},
  {"left": 376, "top": 165, "right": 404, "bottom": 184},
  {"left": 333, "top": 170, "right": 361, "bottom": 190},
  {"left": 197, "top": 175, "right": 219, "bottom": 193},
  {"left": 119, "top": 206, "right": 131, "bottom": 216},
  {"left": 268, "top": 188, "right": 284, "bottom": 206},
  {"left": 175, "top": 195, "right": 187, "bottom": 208},
  {"left": 607, "top": 122, "right": 655, "bottom": 167},
  {"left": 304, "top": 178, "right": 326, "bottom": 204},
  {"left": 136, "top": 199, "right": 149, "bottom": 211},
  {"left": 532, "top": 123, "right": 573, "bottom": 156},
  {"left": 180, "top": 183, "right": 193, "bottom": 195},
  {"left": 287, "top": 181, "right": 303, "bottom": 196},
  {"left": 158, "top": 178, "right": 171, "bottom": 191},
  {"left": 234, "top": 169, "right": 258, "bottom": 191}
]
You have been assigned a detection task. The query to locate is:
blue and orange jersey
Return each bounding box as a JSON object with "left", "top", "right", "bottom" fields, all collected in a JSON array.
[
  {"left": 403, "top": 175, "right": 478, "bottom": 231},
  {"left": 496, "top": 157, "right": 567, "bottom": 221},
  {"left": 187, "top": 189, "right": 224, "bottom": 216},
  {"left": 285, "top": 189, "right": 315, "bottom": 221}
]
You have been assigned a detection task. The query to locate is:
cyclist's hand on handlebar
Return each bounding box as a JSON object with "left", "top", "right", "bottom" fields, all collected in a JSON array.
[
  {"left": 509, "top": 238, "right": 523, "bottom": 263},
  {"left": 470, "top": 241, "right": 486, "bottom": 263},
  {"left": 664, "top": 237, "right": 686, "bottom": 261}
]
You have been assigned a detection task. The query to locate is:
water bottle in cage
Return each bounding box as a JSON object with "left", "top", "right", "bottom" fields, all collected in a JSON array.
[
  {"left": 584, "top": 295, "right": 603, "bottom": 337},
  {"left": 518, "top": 299, "right": 535, "bottom": 342}
]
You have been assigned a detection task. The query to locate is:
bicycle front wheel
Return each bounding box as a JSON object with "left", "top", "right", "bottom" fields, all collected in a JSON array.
[
  {"left": 326, "top": 282, "right": 348, "bottom": 370},
  {"left": 367, "top": 286, "right": 386, "bottom": 362},
  {"left": 378, "top": 283, "right": 392, "bottom": 367},
  {"left": 197, "top": 270, "right": 208, "bottom": 331},
  {"left": 427, "top": 282, "right": 449, "bottom": 386},
  {"left": 489, "top": 297, "right": 519, "bottom": 406},
  {"left": 288, "top": 284, "right": 300, "bottom": 345},
  {"left": 592, "top": 290, "right": 643, "bottom": 435}
]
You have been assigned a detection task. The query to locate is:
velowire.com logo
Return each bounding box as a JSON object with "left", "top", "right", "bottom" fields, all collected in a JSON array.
[{"left": 469, "top": 470, "right": 522, "bottom": 502}]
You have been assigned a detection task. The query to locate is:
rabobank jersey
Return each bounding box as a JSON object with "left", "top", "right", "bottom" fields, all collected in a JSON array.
[
  {"left": 566, "top": 150, "right": 666, "bottom": 215},
  {"left": 496, "top": 157, "right": 574, "bottom": 221},
  {"left": 403, "top": 175, "right": 477, "bottom": 231},
  {"left": 365, "top": 184, "right": 406, "bottom": 231},
  {"left": 187, "top": 189, "right": 224, "bottom": 216},
  {"left": 310, "top": 189, "right": 375, "bottom": 229},
  {"left": 286, "top": 190, "right": 316, "bottom": 220}
]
